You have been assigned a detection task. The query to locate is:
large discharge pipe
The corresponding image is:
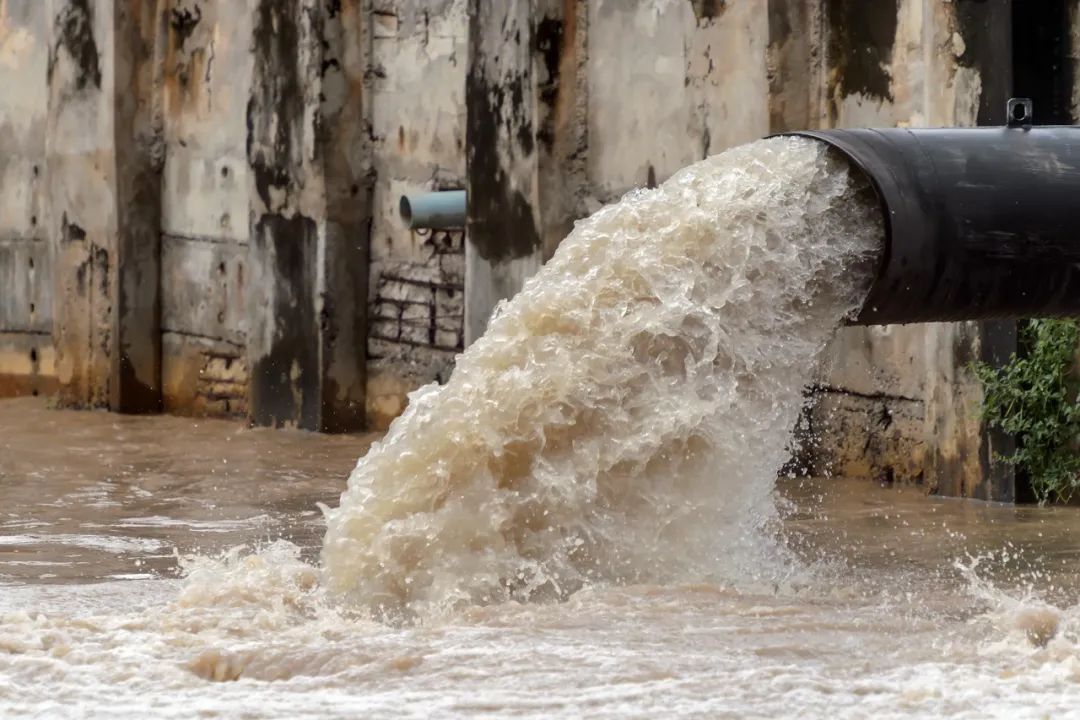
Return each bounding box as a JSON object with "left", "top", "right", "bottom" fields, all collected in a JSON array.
[{"left": 785, "top": 105, "right": 1080, "bottom": 326}]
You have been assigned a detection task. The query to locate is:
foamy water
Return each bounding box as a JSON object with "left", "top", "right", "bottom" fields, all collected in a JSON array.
[
  {"left": 7, "top": 138, "right": 1080, "bottom": 718},
  {"left": 8, "top": 480, "right": 1080, "bottom": 719},
  {"left": 322, "top": 137, "right": 882, "bottom": 617}
]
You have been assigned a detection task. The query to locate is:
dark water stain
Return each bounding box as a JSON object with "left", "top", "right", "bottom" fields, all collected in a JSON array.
[
  {"left": 534, "top": 14, "right": 564, "bottom": 150},
  {"left": 169, "top": 4, "right": 203, "bottom": 51},
  {"left": 690, "top": 0, "right": 726, "bottom": 22},
  {"left": 826, "top": 0, "right": 897, "bottom": 102},
  {"left": 247, "top": 0, "right": 306, "bottom": 211},
  {"left": 116, "top": 353, "right": 161, "bottom": 414},
  {"left": 91, "top": 243, "right": 109, "bottom": 300},
  {"left": 61, "top": 214, "right": 87, "bottom": 244},
  {"left": 952, "top": 0, "right": 1010, "bottom": 125},
  {"left": 48, "top": 0, "right": 102, "bottom": 90},
  {"left": 768, "top": 0, "right": 792, "bottom": 40},
  {"left": 249, "top": 214, "right": 319, "bottom": 430},
  {"left": 466, "top": 8, "right": 541, "bottom": 263}
]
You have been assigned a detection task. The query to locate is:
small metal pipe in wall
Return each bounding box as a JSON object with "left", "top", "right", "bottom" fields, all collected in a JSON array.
[{"left": 399, "top": 190, "right": 467, "bottom": 230}]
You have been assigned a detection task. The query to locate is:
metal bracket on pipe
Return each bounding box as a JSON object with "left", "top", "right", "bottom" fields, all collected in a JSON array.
[
  {"left": 399, "top": 190, "right": 467, "bottom": 230},
  {"left": 1007, "top": 98, "right": 1033, "bottom": 129}
]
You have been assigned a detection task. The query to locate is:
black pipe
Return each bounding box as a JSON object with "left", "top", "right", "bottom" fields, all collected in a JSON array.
[{"left": 784, "top": 123, "right": 1080, "bottom": 325}]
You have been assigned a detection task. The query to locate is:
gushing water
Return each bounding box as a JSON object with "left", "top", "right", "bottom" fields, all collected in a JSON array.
[{"left": 321, "top": 137, "right": 884, "bottom": 617}]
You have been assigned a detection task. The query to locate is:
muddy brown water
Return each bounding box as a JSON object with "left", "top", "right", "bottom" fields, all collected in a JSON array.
[
  {"left": 4, "top": 396, "right": 1080, "bottom": 718},
  {"left": 0, "top": 397, "right": 375, "bottom": 585}
]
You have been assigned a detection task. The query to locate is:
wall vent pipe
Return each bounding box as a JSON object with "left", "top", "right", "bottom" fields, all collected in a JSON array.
[{"left": 399, "top": 190, "right": 467, "bottom": 230}]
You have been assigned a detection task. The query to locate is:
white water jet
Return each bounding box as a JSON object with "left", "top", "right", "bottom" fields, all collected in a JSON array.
[{"left": 321, "top": 137, "right": 884, "bottom": 617}]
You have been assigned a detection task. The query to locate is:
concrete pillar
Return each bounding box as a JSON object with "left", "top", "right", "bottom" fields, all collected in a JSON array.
[
  {"left": 464, "top": 0, "right": 583, "bottom": 344},
  {"left": 112, "top": 0, "right": 165, "bottom": 412},
  {"left": 318, "top": 0, "right": 373, "bottom": 433},
  {"left": 246, "top": 0, "right": 371, "bottom": 431},
  {"left": 46, "top": 0, "right": 164, "bottom": 412},
  {"left": 951, "top": 0, "right": 1014, "bottom": 502}
]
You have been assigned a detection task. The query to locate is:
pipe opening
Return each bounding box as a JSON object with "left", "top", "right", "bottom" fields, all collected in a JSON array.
[
  {"left": 816, "top": 141, "right": 892, "bottom": 313},
  {"left": 399, "top": 195, "right": 414, "bottom": 227}
]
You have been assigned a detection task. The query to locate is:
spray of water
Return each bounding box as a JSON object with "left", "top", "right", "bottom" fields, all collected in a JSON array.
[{"left": 321, "top": 137, "right": 884, "bottom": 618}]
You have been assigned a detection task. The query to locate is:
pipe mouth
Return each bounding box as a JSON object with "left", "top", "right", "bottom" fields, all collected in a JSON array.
[
  {"left": 399, "top": 195, "right": 414, "bottom": 228},
  {"left": 822, "top": 143, "right": 891, "bottom": 293},
  {"left": 776, "top": 132, "right": 892, "bottom": 321}
]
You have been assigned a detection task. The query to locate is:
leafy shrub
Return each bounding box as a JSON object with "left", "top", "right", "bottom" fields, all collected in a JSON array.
[{"left": 974, "top": 319, "right": 1080, "bottom": 504}]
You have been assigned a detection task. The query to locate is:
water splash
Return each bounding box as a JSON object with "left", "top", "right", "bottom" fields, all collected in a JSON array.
[
  {"left": 955, "top": 549, "right": 1066, "bottom": 649},
  {"left": 322, "top": 137, "right": 884, "bottom": 618}
]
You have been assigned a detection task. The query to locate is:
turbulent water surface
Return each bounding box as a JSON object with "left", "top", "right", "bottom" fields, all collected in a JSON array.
[{"left": 4, "top": 138, "right": 1080, "bottom": 718}]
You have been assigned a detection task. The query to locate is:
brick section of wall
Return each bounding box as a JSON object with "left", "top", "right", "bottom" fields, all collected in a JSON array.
[
  {"left": 367, "top": 228, "right": 465, "bottom": 430},
  {"left": 369, "top": 229, "right": 465, "bottom": 359},
  {"left": 162, "top": 331, "right": 247, "bottom": 418}
]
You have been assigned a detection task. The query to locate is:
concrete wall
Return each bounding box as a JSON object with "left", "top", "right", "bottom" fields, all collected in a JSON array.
[
  {"left": 0, "top": 0, "right": 1069, "bottom": 497},
  {"left": 587, "top": 0, "right": 768, "bottom": 198},
  {"left": 0, "top": 0, "right": 374, "bottom": 431},
  {"left": 365, "top": 0, "right": 468, "bottom": 429},
  {"left": 466, "top": 0, "right": 771, "bottom": 343},
  {"left": 40, "top": 0, "right": 164, "bottom": 412},
  {"left": 0, "top": 1, "right": 54, "bottom": 398},
  {"left": 160, "top": 0, "right": 253, "bottom": 417}
]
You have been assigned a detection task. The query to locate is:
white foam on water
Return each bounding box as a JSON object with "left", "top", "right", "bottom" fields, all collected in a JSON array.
[
  {"left": 321, "top": 137, "right": 883, "bottom": 618},
  {"left": 8, "top": 539, "right": 1080, "bottom": 719},
  {"left": 0, "top": 533, "right": 169, "bottom": 554}
]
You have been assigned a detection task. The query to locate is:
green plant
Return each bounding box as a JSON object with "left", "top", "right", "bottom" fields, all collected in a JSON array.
[{"left": 974, "top": 318, "right": 1080, "bottom": 505}]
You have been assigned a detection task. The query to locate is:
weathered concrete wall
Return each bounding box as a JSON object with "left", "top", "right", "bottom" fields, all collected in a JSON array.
[
  {"left": 45, "top": 0, "right": 164, "bottom": 412},
  {"left": 160, "top": 0, "right": 253, "bottom": 418},
  {"left": 41, "top": 0, "right": 117, "bottom": 410},
  {"left": 1, "top": 0, "right": 372, "bottom": 431},
  {"left": 587, "top": 0, "right": 768, "bottom": 198},
  {"left": 461, "top": 0, "right": 1024, "bottom": 498},
  {"left": 246, "top": 0, "right": 371, "bottom": 431},
  {"left": 465, "top": 0, "right": 545, "bottom": 352},
  {"left": 367, "top": 0, "right": 467, "bottom": 429},
  {"left": 0, "top": 1, "right": 54, "bottom": 398}
]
